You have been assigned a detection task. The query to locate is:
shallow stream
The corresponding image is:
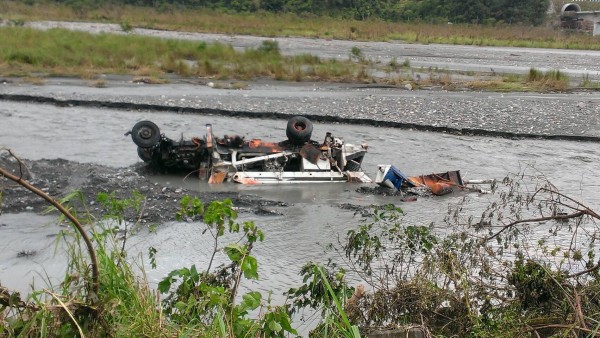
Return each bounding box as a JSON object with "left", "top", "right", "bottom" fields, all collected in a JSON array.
[{"left": 2, "top": 101, "right": 600, "bottom": 333}]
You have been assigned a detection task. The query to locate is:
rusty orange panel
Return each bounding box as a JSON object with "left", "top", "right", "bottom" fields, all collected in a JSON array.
[{"left": 247, "top": 139, "right": 284, "bottom": 152}]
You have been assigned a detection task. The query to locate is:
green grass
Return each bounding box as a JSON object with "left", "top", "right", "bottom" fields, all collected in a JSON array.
[
  {"left": 4, "top": 1, "right": 600, "bottom": 50},
  {"left": 0, "top": 27, "right": 364, "bottom": 82},
  {"left": 1, "top": 26, "right": 587, "bottom": 93},
  {"left": 525, "top": 67, "right": 570, "bottom": 91},
  {"left": 2, "top": 2, "right": 599, "bottom": 92}
]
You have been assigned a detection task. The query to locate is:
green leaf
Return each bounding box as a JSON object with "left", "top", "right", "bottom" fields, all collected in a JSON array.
[
  {"left": 157, "top": 278, "right": 174, "bottom": 293},
  {"left": 268, "top": 320, "right": 282, "bottom": 332},
  {"left": 241, "top": 291, "right": 261, "bottom": 311},
  {"left": 242, "top": 255, "right": 259, "bottom": 280},
  {"left": 214, "top": 307, "right": 227, "bottom": 336},
  {"left": 175, "top": 301, "right": 187, "bottom": 312},
  {"left": 225, "top": 243, "right": 246, "bottom": 263}
]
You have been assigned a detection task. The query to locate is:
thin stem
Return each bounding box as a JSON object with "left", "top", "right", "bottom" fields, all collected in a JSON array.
[{"left": 0, "top": 165, "right": 99, "bottom": 298}]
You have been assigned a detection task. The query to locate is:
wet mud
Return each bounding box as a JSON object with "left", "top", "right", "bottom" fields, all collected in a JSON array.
[{"left": 0, "top": 154, "right": 288, "bottom": 223}]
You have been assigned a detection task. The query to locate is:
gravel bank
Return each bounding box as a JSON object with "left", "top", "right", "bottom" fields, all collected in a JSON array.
[
  {"left": 1, "top": 77, "right": 600, "bottom": 141},
  {"left": 2, "top": 21, "right": 600, "bottom": 140}
]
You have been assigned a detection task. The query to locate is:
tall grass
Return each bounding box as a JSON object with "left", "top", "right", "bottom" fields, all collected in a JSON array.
[
  {"left": 0, "top": 27, "right": 367, "bottom": 82},
  {"left": 525, "top": 67, "right": 570, "bottom": 90},
  {"left": 0, "top": 23, "right": 588, "bottom": 92},
  {"left": 317, "top": 267, "right": 361, "bottom": 338}
]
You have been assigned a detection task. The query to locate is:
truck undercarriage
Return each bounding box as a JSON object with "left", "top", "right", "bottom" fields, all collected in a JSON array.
[{"left": 127, "top": 116, "right": 371, "bottom": 184}]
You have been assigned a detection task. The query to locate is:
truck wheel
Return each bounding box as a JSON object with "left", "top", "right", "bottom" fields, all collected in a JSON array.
[
  {"left": 131, "top": 120, "right": 160, "bottom": 148},
  {"left": 286, "top": 116, "right": 313, "bottom": 145},
  {"left": 137, "top": 146, "right": 153, "bottom": 162}
]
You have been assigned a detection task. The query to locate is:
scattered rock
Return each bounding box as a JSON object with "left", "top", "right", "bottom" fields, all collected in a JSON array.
[
  {"left": 356, "top": 186, "right": 404, "bottom": 196},
  {"left": 17, "top": 250, "right": 36, "bottom": 258}
]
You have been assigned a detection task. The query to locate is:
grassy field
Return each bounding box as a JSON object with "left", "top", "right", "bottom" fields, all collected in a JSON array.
[
  {"left": 0, "top": 1, "right": 598, "bottom": 92},
  {"left": 0, "top": 26, "right": 370, "bottom": 82},
  {"left": 3, "top": 1, "right": 600, "bottom": 49}
]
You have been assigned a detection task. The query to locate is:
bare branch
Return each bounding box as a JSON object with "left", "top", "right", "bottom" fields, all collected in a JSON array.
[
  {"left": 567, "top": 261, "right": 600, "bottom": 278},
  {"left": 484, "top": 211, "right": 586, "bottom": 243},
  {"left": 529, "top": 324, "right": 599, "bottom": 336},
  {"left": 0, "top": 152, "right": 99, "bottom": 298}
]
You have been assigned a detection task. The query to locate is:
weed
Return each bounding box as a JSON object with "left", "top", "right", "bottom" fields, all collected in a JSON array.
[
  {"left": 20, "top": 76, "right": 45, "bottom": 85},
  {"left": 0, "top": 179, "right": 302, "bottom": 337},
  {"left": 526, "top": 67, "right": 569, "bottom": 91},
  {"left": 581, "top": 73, "right": 592, "bottom": 87},
  {"left": 2, "top": 151, "right": 600, "bottom": 336},
  {"left": 286, "top": 169, "right": 600, "bottom": 336},
  {"left": 132, "top": 76, "right": 167, "bottom": 84},
  {"left": 526, "top": 67, "right": 543, "bottom": 82},
  {"left": 120, "top": 21, "right": 133, "bottom": 32},
  {"left": 5, "top": 1, "right": 600, "bottom": 51},
  {"left": 89, "top": 78, "right": 107, "bottom": 88},
  {"left": 159, "top": 196, "right": 297, "bottom": 337},
  {"left": 0, "top": 23, "right": 584, "bottom": 92},
  {"left": 257, "top": 39, "right": 280, "bottom": 54},
  {"left": 389, "top": 57, "right": 399, "bottom": 71},
  {"left": 210, "top": 81, "right": 248, "bottom": 89},
  {"left": 350, "top": 46, "right": 364, "bottom": 63},
  {"left": 9, "top": 18, "right": 25, "bottom": 26}
]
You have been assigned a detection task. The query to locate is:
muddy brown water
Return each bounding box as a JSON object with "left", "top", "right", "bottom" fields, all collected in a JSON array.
[{"left": 2, "top": 101, "right": 600, "bottom": 333}]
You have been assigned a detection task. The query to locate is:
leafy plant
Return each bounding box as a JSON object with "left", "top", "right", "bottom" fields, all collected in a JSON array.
[
  {"left": 257, "top": 39, "right": 280, "bottom": 55},
  {"left": 289, "top": 168, "right": 600, "bottom": 337},
  {"left": 350, "top": 46, "right": 364, "bottom": 63},
  {"left": 120, "top": 21, "right": 133, "bottom": 32},
  {"left": 158, "top": 196, "right": 297, "bottom": 337},
  {"left": 286, "top": 263, "right": 360, "bottom": 338}
]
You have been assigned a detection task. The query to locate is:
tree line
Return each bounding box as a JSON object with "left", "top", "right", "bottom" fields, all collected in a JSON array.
[{"left": 52, "top": 0, "right": 549, "bottom": 25}]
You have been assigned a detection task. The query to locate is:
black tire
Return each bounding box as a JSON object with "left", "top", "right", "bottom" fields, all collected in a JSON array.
[
  {"left": 131, "top": 120, "right": 160, "bottom": 148},
  {"left": 137, "top": 146, "right": 153, "bottom": 162},
  {"left": 286, "top": 116, "right": 313, "bottom": 145}
]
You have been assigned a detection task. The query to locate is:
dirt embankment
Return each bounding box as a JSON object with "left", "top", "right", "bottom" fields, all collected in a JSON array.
[{"left": 0, "top": 153, "right": 288, "bottom": 224}]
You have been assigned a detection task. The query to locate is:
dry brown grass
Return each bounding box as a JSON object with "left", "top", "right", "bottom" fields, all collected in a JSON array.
[
  {"left": 21, "top": 76, "right": 45, "bottom": 85},
  {"left": 132, "top": 76, "right": 168, "bottom": 84}
]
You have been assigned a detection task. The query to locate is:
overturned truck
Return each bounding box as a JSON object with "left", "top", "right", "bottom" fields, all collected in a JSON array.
[{"left": 126, "top": 116, "right": 371, "bottom": 184}]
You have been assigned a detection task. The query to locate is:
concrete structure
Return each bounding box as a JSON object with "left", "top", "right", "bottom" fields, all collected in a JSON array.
[{"left": 560, "top": 2, "right": 600, "bottom": 35}]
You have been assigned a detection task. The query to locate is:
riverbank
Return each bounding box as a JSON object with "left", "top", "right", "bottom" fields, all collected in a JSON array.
[
  {"left": 3, "top": 1, "right": 600, "bottom": 49},
  {"left": 1, "top": 76, "right": 600, "bottom": 140}
]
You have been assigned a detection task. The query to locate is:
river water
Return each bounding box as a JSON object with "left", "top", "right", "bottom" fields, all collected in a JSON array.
[{"left": 2, "top": 101, "right": 600, "bottom": 333}]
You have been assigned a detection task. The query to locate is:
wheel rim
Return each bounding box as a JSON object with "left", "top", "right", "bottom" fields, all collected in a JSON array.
[
  {"left": 138, "top": 126, "right": 154, "bottom": 140},
  {"left": 294, "top": 122, "right": 306, "bottom": 131},
  {"left": 131, "top": 120, "right": 160, "bottom": 148}
]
